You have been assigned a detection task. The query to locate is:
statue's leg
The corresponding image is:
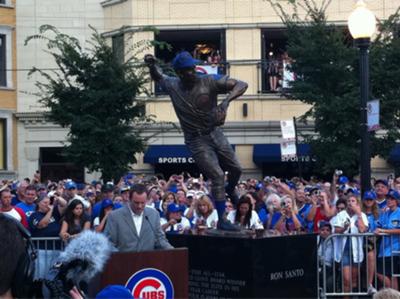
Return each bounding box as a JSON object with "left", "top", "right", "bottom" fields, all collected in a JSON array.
[
  {"left": 213, "top": 129, "right": 242, "bottom": 204},
  {"left": 186, "top": 136, "right": 226, "bottom": 217}
]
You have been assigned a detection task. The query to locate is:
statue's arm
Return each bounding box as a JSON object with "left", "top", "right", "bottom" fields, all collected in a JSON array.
[{"left": 144, "top": 54, "right": 164, "bottom": 82}]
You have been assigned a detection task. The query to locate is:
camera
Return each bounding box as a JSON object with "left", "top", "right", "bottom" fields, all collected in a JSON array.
[{"left": 335, "top": 169, "right": 343, "bottom": 176}]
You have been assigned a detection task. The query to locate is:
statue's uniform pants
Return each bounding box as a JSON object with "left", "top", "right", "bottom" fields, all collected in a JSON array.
[{"left": 185, "top": 127, "right": 242, "bottom": 202}]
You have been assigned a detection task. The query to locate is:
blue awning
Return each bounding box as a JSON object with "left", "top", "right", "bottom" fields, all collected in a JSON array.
[
  {"left": 144, "top": 145, "right": 194, "bottom": 164},
  {"left": 253, "top": 144, "right": 312, "bottom": 163},
  {"left": 389, "top": 144, "right": 400, "bottom": 163}
]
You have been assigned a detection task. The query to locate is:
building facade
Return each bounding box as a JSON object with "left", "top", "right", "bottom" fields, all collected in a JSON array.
[
  {"left": 0, "top": 0, "right": 17, "bottom": 179},
  {"left": 13, "top": 0, "right": 400, "bottom": 181}
]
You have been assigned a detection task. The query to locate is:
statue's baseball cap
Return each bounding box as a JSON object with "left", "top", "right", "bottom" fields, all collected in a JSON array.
[{"left": 172, "top": 51, "right": 199, "bottom": 70}]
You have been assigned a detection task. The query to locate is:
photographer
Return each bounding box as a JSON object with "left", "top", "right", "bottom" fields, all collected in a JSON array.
[
  {"left": 160, "top": 203, "right": 191, "bottom": 234},
  {"left": 29, "top": 193, "right": 67, "bottom": 280},
  {"left": 227, "top": 195, "right": 263, "bottom": 229},
  {"left": 307, "top": 189, "right": 335, "bottom": 232},
  {"left": 273, "top": 196, "right": 303, "bottom": 233},
  {"left": 332, "top": 194, "right": 368, "bottom": 294}
]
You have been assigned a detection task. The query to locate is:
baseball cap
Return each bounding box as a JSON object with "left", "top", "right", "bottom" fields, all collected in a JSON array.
[
  {"left": 101, "top": 183, "right": 114, "bottom": 193},
  {"left": 102, "top": 199, "right": 114, "bottom": 209},
  {"left": 120, "top": 185, "right": 130, "bottom": 193},
  {"left": 65, "top": 181, "right": 77, "bottom": 190},
  {"left": 387, "top": 189, "right": 400, "bottom": 200},
  {"left": 338, "top": 176, "right": 349, "bottom": 185},
  {"left": 76, "top": 183, "right": 86, "bottom": 191},
  {"left": 172, "top": 51, "right": 199, "bottom": 70},
  {"left": 186, "top": 190, "right": 196, "bottom": 198},
  {"left": 318, "top": 220, "right": 332, "bottom": 230},
  {"left": 363, "top": 190, "right": 377, "bottom": 200},
  {"left": 375, "top": 179, "right": 388, "bottom": 187},
  {"left": 167, "top": 203, "right": 181, "bottom": 213},
  {"left": 96, "top": 285, "right": 133, "bottom": 299}
]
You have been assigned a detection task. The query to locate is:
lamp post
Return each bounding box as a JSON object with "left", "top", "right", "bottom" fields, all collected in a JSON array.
[{"left": 348, "top": 0, "right": 376, "bottom": 196}]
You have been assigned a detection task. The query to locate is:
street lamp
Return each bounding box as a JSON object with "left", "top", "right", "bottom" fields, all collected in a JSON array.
[{"left": 348, "top": 0, "right": 376, "bottom": 195}]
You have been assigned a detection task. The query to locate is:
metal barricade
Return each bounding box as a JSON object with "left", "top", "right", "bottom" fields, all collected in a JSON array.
[
  {"left": 319, "top": 233, "right": 400, "bottom": 298},
  {"left": 31, "top": 237, "right": 65, "bottom": 281}
]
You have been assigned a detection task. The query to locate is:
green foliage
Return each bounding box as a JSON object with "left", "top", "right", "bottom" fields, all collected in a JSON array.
[
  {"left": 267, "top": 0, "right": 400, "bottom": 177},
  {"left": 26, "top": 25, "right": 157, "bottom": 182}
]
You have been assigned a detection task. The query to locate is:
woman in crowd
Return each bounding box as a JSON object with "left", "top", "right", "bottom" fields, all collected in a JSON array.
[
  {"left": 192, "top": 195, "right": 218, "bottom": 229},
  {"left": 272, "top": 195, "right": 303, "bottom": 233},
  {"left": 160, "top": 192, "right": 177, "bottom": 217},
  {"left": 93, "top": 199, "right": 114, "bottom": 233},
  {"left": 265, "top": 193, "right": 283, "bottom": 229},
  {"left": 375, "top": 189, "right": 400, "bottom": 290},
  {"left": 160, "top": 203, "right": 191, "bottom": 233},
  {"left": 28, "top": 193, "right": 67, "bottom": 280},
  {"left": 247, "top": 192, "right": 268, "bottom": 224},
  {"left": 227, "top": 195, "right": 264, "bottom": 229},
  {"left": 362, "top": 190, "right": 379, "bottom": 294},
  {"left": 332, "top": 194, "right": 368, "bottom": 294},
  {"left": 59, "top": 199, "right": 91, "bottom": 242}
]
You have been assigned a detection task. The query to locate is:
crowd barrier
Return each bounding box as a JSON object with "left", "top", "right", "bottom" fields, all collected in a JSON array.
[
  {"left": 320, "top": 233, "right": 400, "bottom": 298},
  {"left": 32, "top": 233, "right": 400, "bottom": 298},
  {"left": 31, "top": 237, "right": 65, "bottom": 280}
]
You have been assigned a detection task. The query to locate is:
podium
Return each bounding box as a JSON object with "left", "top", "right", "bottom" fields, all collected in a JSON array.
[{"left": 89, "top": 248, "right": 188, "bottom": 298}]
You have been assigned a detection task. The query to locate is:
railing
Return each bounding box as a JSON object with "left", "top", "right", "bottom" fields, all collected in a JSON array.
[
  {"left": 319, "top": 233, "right": 400, "bottom": 298},
  {"left": 32, "top": 237, "right": 65, "bottom": 280}
]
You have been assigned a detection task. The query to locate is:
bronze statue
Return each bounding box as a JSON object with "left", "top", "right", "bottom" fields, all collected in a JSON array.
[{"left": 145, "top": 51, "right": 248, "bottom": 229}]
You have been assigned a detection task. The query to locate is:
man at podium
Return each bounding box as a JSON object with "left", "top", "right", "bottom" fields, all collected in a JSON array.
[{"left": 104, "top": 184, "right": 173, "bottom": 252}]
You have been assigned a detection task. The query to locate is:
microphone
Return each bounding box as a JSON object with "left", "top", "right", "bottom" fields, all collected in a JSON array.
[{"left": 43, "top": 230, "right": 114, "bottom": 298}]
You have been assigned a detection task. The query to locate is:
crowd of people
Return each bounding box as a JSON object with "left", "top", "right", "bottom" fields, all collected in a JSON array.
[{"left": 1, "top": 170, "right": 400, "bottom": 295}]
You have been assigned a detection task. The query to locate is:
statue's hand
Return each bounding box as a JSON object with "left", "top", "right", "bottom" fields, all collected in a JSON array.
[{"left": 144, "top": 54, "right": 156, "bottom": 66}]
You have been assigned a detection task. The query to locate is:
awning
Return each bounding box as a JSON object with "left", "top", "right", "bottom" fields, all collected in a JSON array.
[
  {"left": 389, "top": 144, "right": 400, "bottom": 163},
  {"left": 253, "top": 144, "right": 312, "bottom": 163},
  {"left": 144, "top": 145, "right": 194, "bottom": 164},
  {"left": 144, "top": 144, "right": 236, "bottom": 164}
]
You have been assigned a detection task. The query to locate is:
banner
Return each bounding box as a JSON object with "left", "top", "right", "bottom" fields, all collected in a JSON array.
[
  {"left": 280, "top": 141, "right": 297, "bottom": 158},
  {"left": 280, "top": 120, "right": 296, "bottom": 141},
  {"left": 367, "top": 99, "right": 380, "bottom": 131}
]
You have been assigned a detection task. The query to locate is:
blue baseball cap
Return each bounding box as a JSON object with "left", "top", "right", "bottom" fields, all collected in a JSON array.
[
  {"left": 65, "top": 181, "right": 77, "bottom": 190},
  {"left": 102, "top": 199, "right": 114, "bottom": 209},
  {"left": 363, "top": 190, "right": 377, "bottom": 200},
  {"left": 375, "top": 179, "right": 388, "bottom": 187},
  {"left": 96, "top": 285, "right": 133, "bottom": 299},
  {"left": 167, "top": 203, "right": 181, "bottom": 213},
  {"left": 338, "top": 176, "right": 349, "bottom": 185},
  {"left": 172, "top": 51, "right": 199, "bottom": 70},
  {"left": 387, "top": 189, "right": 400, "bottom": 200}
]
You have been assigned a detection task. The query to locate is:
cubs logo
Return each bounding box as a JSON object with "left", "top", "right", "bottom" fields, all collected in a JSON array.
[{"left": 126, "top": 268, "right": 174, "bottom": 299}]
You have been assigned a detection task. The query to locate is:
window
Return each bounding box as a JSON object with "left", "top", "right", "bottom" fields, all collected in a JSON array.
[
  {"left": 0, "top": 34, "right": 6, "bottom": 86},
  {"left": 0, "top": 0, "right": 6, "bottom": 5},
  {"left": 39, "top": 147, "right": 84, "bottom": 182},
  {"left": 0, "top": 27, "right": 12, "bottom": 88},
  {"left": 112, "top": 34, "right": 124, "bottom": 64},
  {"left": 0, "top": 119, "right": 5, "bottom": 170},
  {"left": 154, "top": 29, "right": 226, "bottom": 94}
]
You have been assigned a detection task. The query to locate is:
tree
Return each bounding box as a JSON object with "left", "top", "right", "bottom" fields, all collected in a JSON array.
[
  {"left": 26, "top": 25, "right": 156, "bottom": 182},
  {"left": 267, "top": 0, "right": 400, "bottom": 178}
]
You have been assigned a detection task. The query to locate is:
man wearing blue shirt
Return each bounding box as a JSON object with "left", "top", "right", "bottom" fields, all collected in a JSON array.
[
  {"left": 375, "top": 189, "right": 400, "bottom": 290},
  {"left": 16, "top": 185, "right": 37, "bottom": 219}
]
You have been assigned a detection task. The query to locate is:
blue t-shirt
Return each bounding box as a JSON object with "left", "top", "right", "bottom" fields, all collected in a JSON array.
[
  {"left": 92, "top": 200, "right": 122, "bottom": 220},
  {"left": 29, "top": 207, "right": 62, "bottom": 238},
  {"left": 377, "top": 207, "right": 400, "bottom": 257},
  {"left": 377, "top": 199, "right": 387, "bottom": 214},
  {"left": 366, "top": 212, "right": 378, "bottom": 233},
  {"left": 11, "top": 194, "right": 21, "bottom": 206},
  {"left": 16, "top": 202, "right": 36, "bottom": 218},
  {"left": 257, "top": 208, "right": 268, "bottom": 224},
  {"left": 298, "top": 203, "right": 313, "bottom": 232}
]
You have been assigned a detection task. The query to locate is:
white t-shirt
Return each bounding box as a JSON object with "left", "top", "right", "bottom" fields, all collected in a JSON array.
[
  {"left": 160, "top": 217, "right": 191, "bottom": 232},
  {"left": 192, "top": 209, "right": 218, "bottom": 228},
  {"left": 227, "top": 210, "right": 264, "bottom": 229},
  {"left": 332, "top": 210, "right": 368, "bottom": 263}
]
